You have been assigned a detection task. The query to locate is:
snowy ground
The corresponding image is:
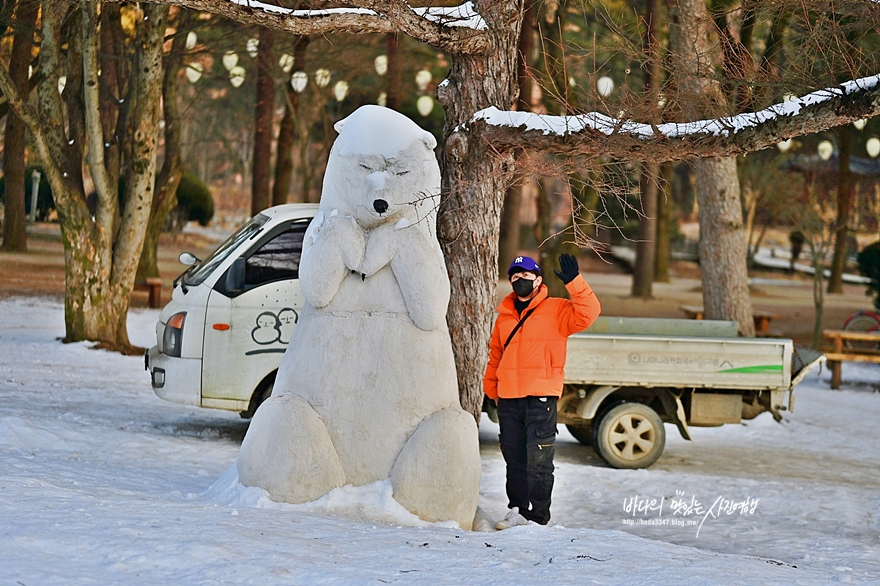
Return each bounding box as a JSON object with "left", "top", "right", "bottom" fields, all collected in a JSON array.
[{"left": 1, "top": 298, "right": 878, "bottom": 585}]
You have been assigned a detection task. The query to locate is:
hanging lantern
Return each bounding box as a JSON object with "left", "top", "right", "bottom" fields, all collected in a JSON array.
[
  {"left": 867, "top": 137, "right": 880, "bottom": 158},
  {"left": 596, "top": 76, "right": 614, "bottom": 97},
  {"left": 776, "top": 139, "right": 792, "bottom": 153},
  {"left": 416, "top": 95, "right": 434, "bottom": 117},
  {"left": 333, "top": 80, "right": 349, "bottom": 102},
  {"left": 377, "top": 92, "right": 387, "bottom": 107},
  {"left": 185, "top": 32, "right": 197, "bottom": 50},
  {"left": 57, "top": 76, "right": 67, "bottom": 94},
  {"left": 290, "top": 71, "right": 308, "bottom": 93},
  {"left": 279, "top": 54, "right": 294, "bottom": 73},
  {"left": 315, "top": 68, "right": 331, "bottom": 88},
  {"left": 817, "top": 140, "right": 834, "bottom": 161},
  {"left": 853, "top": 119, "right": 867, "bottom": 131},
  {"left": 415, "top": 69, "right": 432, "bottom": 91},
  {"left": 222, "top": 51, "right": 239, "bottom": 71},
  {"left": 374, "top": 55, "right": 388, "bottom": 76},
  {"left": 185, "top": 62, "right": 203, "bottom": 84},
  {"left": 229, "top": 65, "right": 246, "bottom": 88},
  {"left": 246, "top": 38, "right": 259, "bottom": 58}
]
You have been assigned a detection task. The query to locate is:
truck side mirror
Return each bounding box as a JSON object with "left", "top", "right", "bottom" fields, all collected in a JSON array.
[
  {"left": 179, "top": 252, "right": 199, "bottom": 266},
  {"left": 226, "top": 257, "right": 246, "bottom": 295}
]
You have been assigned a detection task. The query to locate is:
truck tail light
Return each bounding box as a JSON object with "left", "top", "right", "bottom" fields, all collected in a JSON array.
[{"left": 163, "top": 312, "right": 186, "bottom": 357}]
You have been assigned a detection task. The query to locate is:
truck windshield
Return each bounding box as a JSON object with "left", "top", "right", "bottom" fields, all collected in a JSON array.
[{"left": 184, "top": 214, "right": 268, "bottom": 287}]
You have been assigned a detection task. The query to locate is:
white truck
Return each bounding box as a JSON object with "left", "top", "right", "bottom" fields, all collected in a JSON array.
[{"left": 145, "top": 203, "right": 824, "bottom": 469}]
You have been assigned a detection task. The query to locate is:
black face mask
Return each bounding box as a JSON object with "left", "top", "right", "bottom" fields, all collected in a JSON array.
[{"left": 512, "top": 277, "right": 536, "bottom": 298}]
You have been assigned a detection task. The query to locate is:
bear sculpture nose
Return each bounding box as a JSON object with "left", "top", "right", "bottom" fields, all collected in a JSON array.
[{"left": 373, "top": 199, "right": 389, "bottom": 214}]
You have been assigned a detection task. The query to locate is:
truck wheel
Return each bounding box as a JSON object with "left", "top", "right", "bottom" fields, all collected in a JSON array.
[
  {"left": 255, "top": 382, "right": 274, "bottom": 410},
  {"left": 594, "top": 402, "right": 665, "bottom": 469},
  {"left": 565, "top": 424, "right": 591, "bottom": 446}
]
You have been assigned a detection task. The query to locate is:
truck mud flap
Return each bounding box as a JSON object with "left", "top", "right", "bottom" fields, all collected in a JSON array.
[
  {"left": 790, "top": 346, "right": 826, "bottom": 389},
  {"left": 656, "top": 390, "right": 691, "bottom": 441}
]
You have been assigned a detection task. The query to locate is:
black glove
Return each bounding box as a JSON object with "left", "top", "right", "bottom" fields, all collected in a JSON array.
[{"left": 554, "top": 253, "right": 580, "bottom": 284}]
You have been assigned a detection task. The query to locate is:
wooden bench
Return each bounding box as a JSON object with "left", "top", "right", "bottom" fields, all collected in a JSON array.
[
  {"left": 134, "top": 278, "right": 164, "bottom": 308},
  {"left": 679, "top": 306, "right": 778, "bottom": 335},
  {"left": 822, "top": 329, "right": 880, "bottom": 389}
]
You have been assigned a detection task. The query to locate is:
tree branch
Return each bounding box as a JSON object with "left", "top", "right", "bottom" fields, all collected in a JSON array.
[
  {"left": 119, "top": 0, "right": 489, "bottom": 54},
  {"left": 81, "top": 0, "right": 118, "bottom": 256},
  {"left": 468, "top": 74, "right": 880, "bottom": 163}
]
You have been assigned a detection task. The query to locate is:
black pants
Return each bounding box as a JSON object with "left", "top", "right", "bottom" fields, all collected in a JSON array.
[{"left": 497, "top": 395, "right": 557, "bottom": 525}]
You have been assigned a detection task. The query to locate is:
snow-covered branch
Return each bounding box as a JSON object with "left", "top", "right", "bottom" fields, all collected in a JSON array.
[
  {"left": 466, "top": 74, "right": 880, "bottom": 163},
  {"left": 134, "top": 0, "right": 488, "bottom": 54}
]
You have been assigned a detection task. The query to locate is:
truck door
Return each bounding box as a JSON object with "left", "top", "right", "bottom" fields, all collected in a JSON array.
[{"left": 201, "top": 220, "right": 309, "bottom": 404}]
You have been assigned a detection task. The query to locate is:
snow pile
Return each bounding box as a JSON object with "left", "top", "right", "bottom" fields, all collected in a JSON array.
[
  {"left": 471, "top": 74, "right": 880, "bottom": 140},
  {"left": 1, "top": 297, "right": 878, "bottom": 584},
  {"left": 225, "top": 0, "right": 487, "bottom": 30}
]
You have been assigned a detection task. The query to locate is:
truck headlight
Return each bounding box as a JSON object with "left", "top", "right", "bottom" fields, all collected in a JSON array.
[{"left": 163, "top": 312, "right": 186, "bottom": 357}]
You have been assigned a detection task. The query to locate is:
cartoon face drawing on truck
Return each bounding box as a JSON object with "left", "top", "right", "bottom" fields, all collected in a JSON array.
[
  {"left": 278, "top": 308, "right": 298, "bottom": 344},
  {"left": 252, "top": 312, "right": 281, "bottom": 345},
  {"left": 251, "top": 308, "right": 299, "bottom": 346}
]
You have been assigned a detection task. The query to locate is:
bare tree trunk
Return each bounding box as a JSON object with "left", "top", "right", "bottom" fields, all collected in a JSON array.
[
  {"left": 632, "top": 0, "right": 662, "bottom": 297},
  {"left": 385, "top": 33, "right": 403, "bottom": 110},
  {"left": 137, "top": 10, "right": 193, "bottom": 282},
  {"left": 828, "top": 124, "right": 853, "bottom": 294},
  {"left": 251, "top": 27, "right": 275, "bottom": 216},
  {"left": 694, "top": 157, "right": 754, "bottom": 335},
  {"left": 498, "top": 181, "right": 522, "bottom": 275},
  {"left": 497, "top": 2, "right": 535, "bottom": 276},
  {"left": 632, "top": 163, "right": 659, "bottom": 297},
  {"left": 437, "top": 0, "right": 522, "bottom": 422},
  {"left": 273, "top": 36, "right": 308, "bottom": 206},
  {"left": 654, "top": 162, "right": 672, "bottom": 283},
  {"left": 2, "top": 0, "right": 37, "bottom": 252},
  {"left": 100, "top": 4, "right": 169, "bottom": 348},
  {"left": 668, "top": 0, "right": 754, "bottom": 336}
]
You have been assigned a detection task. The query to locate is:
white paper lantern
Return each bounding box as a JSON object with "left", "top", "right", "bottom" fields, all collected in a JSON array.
[
  {"left": 374, "top": 55, "right": 388, "bottom": 76},
  {"left": 817, "top": 140, "right": 834, "bottom": 161},
  {"left": 597, "top": 76, "right": 614, "bottom": 97},
  {"left": 315, "top": 68, "right": 331, "bottom": 88},
  {"left": 783, "top": 93, "right": 797, "bottom": 102},
  {"left": 185, "top": 32, "right": 197, "bottom": 50},
  {"left": 185, "top": 62, "right": 203, "bottom": 84},
  {"left": 415, "top": 69, "right": 432, "bottom": 91},
  {"left": 290, "top": 71, "right": 308, "bottom": 93},
  {"left": 222, "top": 51, "right": 239, "bottom": 71},
  {"left": 416, "top": 95, "right": 434, "bottom": 117},
  {"left": 246, "top": 38, "right": 259, "bottom": 58},
  {"left": 853, "top": 118, "right": 867, "bottom": 130},
  {"left": 333, "top": 80, "right": 349, "bottom": 102},
  {"left": 377, "top": 92, "right": 387, "bottom": 107},
  {"left": 867, "top": 137, "right": 880, "bottom": 158},
  {"left": 776, "top": 139, "right": 792, "bottom": 153},
  {"left": 229, "top": 65, "right": 246, "bottom": 88},
  {"left": 57, "top": 75, "right": 66, "bottom": 94},
  {"left": 279, "top": 54, "right": 294, "bottom": 73}
]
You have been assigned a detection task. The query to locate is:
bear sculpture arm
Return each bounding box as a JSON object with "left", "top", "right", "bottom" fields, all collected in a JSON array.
[
  {"left": 299, "top": 211, "right": 366, "bottom": 308},
  {"left": 361, "top": 219, "right": 449, "bottom": 331}
]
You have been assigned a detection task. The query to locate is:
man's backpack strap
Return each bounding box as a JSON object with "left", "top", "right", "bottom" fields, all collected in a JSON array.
[{"left": 503, "top": 308, "right": 536, "bottom": 350}]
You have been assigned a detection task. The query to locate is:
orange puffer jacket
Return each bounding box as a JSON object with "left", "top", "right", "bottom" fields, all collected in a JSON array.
[{"left": 483, "top": 275, "right": 601, "bottom": 401}]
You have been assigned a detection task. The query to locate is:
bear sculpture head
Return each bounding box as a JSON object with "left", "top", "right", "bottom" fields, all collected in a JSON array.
[{"left": 319, "top": 105, "right": 441, "bottom": 243}]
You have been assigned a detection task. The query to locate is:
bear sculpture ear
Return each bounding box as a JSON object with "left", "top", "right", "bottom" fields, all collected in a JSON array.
[
  {"left": 420, "top": 131, "right": 437, "bottom": 151},
  {"left": 334, "top": 118, "right": 346, "bottom": 135}
]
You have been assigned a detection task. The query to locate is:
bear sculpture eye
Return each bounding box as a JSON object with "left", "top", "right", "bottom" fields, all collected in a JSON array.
[
  {"left": 359, "top": 163, "right": 374, "bottom": 171},
  {"left": 396, "top": 171, "right": 409, "bottom": 176}
]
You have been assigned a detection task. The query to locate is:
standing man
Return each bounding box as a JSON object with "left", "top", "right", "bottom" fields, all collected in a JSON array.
[{"left": 484, "top": 254, "right": 601, "bottom": 529}]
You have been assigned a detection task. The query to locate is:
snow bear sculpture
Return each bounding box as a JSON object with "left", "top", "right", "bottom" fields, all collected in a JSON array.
[{"left": 237, "top": 105, "right": 481, "bottom": 529}]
